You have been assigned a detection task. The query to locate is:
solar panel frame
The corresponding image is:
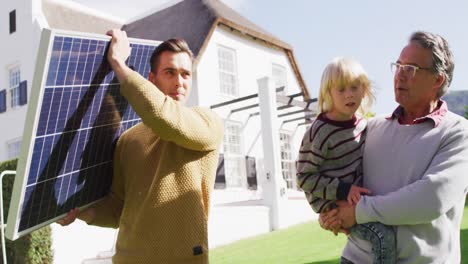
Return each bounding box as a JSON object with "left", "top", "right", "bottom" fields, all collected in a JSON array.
[{"left": 6, "top": 28, "right": 160, "bottom": 240}]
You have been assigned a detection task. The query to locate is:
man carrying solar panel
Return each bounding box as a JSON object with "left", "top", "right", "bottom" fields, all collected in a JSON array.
[{"left": 58, "top": 29, "right": 224, "bottom": 264}]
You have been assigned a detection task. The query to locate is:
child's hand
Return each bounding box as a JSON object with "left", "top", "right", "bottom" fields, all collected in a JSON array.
[{"left": 347, "top": 185, "right": 371, "bottom": 205}]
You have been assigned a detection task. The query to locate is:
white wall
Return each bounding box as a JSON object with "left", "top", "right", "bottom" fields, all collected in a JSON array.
[
  {"left": 0, "top": 0, "right": 43, "bottom": 161},
  {"left": 196, "top": 25, "right": 309, "bottom": 204},
  {"left": 197, "top": 25, "right": 304, "bottom": 108},
  {"left": 51, "top": 223, "right": 116, "bottom": 264}
]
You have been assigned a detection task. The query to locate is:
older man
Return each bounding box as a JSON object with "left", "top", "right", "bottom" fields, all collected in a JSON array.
[{"left": 321, "top": 31, "right": 468, "bottom": 263}]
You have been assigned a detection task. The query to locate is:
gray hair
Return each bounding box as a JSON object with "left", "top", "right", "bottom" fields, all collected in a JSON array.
[{"left": 409, "top": 31, "right": 454, "bottom": 98}]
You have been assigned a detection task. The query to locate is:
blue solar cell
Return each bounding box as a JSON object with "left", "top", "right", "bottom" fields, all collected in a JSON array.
[
  {"left": 36, "top": 90, "right": 53, "bottom": 136},
  {"left": 7, "top": 30, "right": 159, "bottom": 239},
  {"left": 55, "top": 88, "right": 71, "bottom": 133},
  {"left": 27, "top": 137, "right": 44, "bottom": 185},
  {"left": 46, "top": 88, "right": 63, "bottom": 134}
]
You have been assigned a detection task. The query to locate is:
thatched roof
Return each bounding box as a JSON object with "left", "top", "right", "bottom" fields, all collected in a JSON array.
[
  {"left": 123, "top": 0, "right": 309, "bottom": 98},
  {"left": 42, "top": 0, "right": 124, "bottom": 35}
]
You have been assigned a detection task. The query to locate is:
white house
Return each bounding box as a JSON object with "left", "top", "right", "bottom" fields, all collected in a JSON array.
[
  {"left": 0, "top": 0, "right": 124, "bottom": 161},
  {"left": 1, "top": 0, "right": 318, "bottom": 262}
]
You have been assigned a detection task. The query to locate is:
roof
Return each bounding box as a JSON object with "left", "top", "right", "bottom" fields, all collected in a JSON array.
[
  {"left": 122, "top": 0, "right": 310, "bottom": 99},
  {"left": 42, "top": 0, "right": 124, "bottom": 35}
]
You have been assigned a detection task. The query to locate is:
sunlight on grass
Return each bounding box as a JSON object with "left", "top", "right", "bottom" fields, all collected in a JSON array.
[
  {"left": 211, "top": 205, "right": 468, "bottom": 264},
  {"left": 210, "top": 220, "right": 346, "bottom": 264}
]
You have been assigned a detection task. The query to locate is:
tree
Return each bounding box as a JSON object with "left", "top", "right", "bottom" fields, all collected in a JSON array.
[{"left": 465, "top": 106, "right": 468, "bottom": 119}]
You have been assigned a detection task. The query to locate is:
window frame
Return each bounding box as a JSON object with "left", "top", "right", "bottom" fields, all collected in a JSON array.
[
  {"left": 272, "top": 63, "right": 287, "bottom": 95},
  {"left": 217, "top": 45, "right": 239, "bottom": 97},
  {"left": 279, "top": 130, "right": 296, "bottom": 189},
  {"left": 223, "top": 120, "right": 245, "bottom": 188},
  {"left": 7, "top": 138, "right": 22, "bottom": 159},
  {"left": 8, "top": 65, "right": 21, "bottom": 108}
]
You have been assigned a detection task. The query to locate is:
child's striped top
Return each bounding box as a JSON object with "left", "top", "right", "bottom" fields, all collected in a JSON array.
[{"left": 296, "top": 113, "right": 367, "bottom": 213}]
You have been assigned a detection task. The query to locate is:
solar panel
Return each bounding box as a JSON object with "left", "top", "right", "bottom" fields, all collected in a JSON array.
[{"left": 6, "top": 29, "right": 160, "bottom": 240}]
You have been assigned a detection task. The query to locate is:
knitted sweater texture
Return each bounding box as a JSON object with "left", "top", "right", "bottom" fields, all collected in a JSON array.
[{"left": 88, "top": 71, "right": 223, "bottom": 264}]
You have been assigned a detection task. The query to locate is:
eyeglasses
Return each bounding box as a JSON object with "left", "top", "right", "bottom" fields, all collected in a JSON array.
[{"left": 390, "top": 62, "right": 433, "bottom": 78}]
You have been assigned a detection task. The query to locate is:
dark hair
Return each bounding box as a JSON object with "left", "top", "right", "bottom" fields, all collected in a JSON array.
[
  {"left": 149, "top": 38, "right": 193, "bottom": 72},
  {"left": 409, "top": 31, "right": 454, "bottom": 97}
]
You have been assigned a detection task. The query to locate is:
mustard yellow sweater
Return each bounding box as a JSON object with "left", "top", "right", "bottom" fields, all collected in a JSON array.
[{"left": 89, "top": 71, "right": 224, "bottom": 264}]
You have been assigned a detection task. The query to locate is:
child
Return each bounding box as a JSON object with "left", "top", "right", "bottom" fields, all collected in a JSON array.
[{"left": 296, "top": 57, "right": 395, "bottom": 264}]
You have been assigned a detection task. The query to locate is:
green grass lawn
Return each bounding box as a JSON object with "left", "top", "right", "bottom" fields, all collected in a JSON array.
[{"left": 210, "top": 206, "right": 468, "bottom": 264}]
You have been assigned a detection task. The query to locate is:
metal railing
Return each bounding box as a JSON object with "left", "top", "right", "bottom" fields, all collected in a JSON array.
[{"left": 0, "top": 170, "right": 16, "bottom": 264}]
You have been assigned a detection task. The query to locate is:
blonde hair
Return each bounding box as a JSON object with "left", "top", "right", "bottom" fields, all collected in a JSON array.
[{"left": 318, "top": 57, "right": 374, "bottom": 116}]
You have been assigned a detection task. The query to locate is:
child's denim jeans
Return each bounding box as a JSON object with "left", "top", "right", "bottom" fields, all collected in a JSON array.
[{"left": 350, "top": 222, "right": 396, "bottom": 264}]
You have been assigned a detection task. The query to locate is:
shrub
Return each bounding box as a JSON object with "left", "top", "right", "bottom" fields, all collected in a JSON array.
[{"left": 0, "top": 159, "right": 53, "bottom": 263}]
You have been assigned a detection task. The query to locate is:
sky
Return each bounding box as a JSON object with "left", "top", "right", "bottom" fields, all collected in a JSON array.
[{"left": 73, "top": 0, "right": 468, "bottom": 114}]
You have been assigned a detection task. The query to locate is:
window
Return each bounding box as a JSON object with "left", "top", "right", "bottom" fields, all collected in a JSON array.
[
  {"left": 9, "top": 10, "right": 16, "bottom": 34},
  {"left": 223, "top": 121, "right": 244, "bottom": 187},
  {"left": 7, "top": 139, "right": 22, "bottom": 159},
  {"left": 280, "top": 132, "right": 296, "bottom": 189},
  {"left": 0, "top": 90, "right": 6, "bottom": 113},
  {"left": 218, "top": 46, "right": 238, "bottom": 96},
  {"left": 272, "top": 64, "right": 287, "bottom": 94},
  {"left": 9, "top": 66, "right": 21, "bottom": 108}
]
